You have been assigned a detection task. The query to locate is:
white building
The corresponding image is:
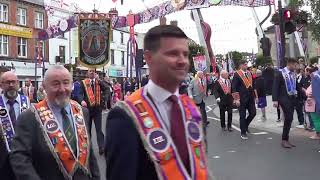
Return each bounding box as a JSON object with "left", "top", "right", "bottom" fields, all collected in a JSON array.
[
  {"left": 47, "top": 4, "right": 75, "bottom": 66},
  {"left": 107, "top": 28, "right": 145, "bottom": 79}
]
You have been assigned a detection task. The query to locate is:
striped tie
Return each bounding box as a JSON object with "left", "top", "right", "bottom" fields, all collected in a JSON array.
[{"left": 61, "top": 108, "right": 77, "bottom": 155}]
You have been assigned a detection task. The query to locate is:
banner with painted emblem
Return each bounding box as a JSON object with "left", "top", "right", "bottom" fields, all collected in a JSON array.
[
  {"left": 193, "top": 55, "right": 207, "bottom": 72},
  {"left": 79, "top": 15, "right": 111, "bottom": 68}
]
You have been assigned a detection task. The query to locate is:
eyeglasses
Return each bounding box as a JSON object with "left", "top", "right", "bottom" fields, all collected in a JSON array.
[{"left": 2, "top": 80, "right": 18, "bottom": 85}]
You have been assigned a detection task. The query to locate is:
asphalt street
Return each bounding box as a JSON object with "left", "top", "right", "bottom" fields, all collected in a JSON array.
[{"left": 91, "top": 95, "right": 320, "bottom": 180}]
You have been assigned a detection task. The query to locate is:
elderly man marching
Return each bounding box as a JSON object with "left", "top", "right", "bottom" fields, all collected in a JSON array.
[
  {"left": 213, "top": 70, "right": 234, "bottom": 131},
  {"left": 9, "top": 65, "right": 100, "bottom": 180},
  {"left": 0, "top": 71, "right": 30, "bottom": 180}
]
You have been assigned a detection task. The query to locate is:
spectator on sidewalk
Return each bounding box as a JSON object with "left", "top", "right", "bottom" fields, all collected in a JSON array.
[
  {"left": 311, "top": 66, "right": 320, "bottom": 140},
  {"left": 304, "top": 66, "right": 315, "bottom": 130},
  {"left": 255, "top": 69, "right": 267, "bottom": 121},
  {"left": 295, "top": 68, "right": 306, "bottom": 129}
]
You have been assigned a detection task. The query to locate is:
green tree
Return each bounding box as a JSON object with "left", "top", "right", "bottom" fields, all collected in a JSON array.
[
  {"left": 310, "top": 1, "right": 320, "bottom": 41},
  {"left": 255, "top": 54, "right": 273, "bottom": 67},
  {"left": 228, "top": 51, "right": 243, "bottom": 69},
  {"left": 188, "top": 41, "right": 205, "bottom": 73},
  {"left": 309, "top": 56, "right": 319, "bottom": 65}
]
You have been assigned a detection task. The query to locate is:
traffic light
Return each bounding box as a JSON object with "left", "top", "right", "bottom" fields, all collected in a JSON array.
[
  {"left": 282, "top": 8, "right": 296, "bottom": 34},
  {"left": 260, "top": 37, "right": 271, "bottom": 57},
  {"left": 135, "top": 49, "right": 145, "bottom": 68},
  {"left": 284, "top": 9, "right": 292, "bottom": 21}
]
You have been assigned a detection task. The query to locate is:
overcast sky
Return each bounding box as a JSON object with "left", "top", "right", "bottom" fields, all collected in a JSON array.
[{"left": 50, "top": 0, "right": 279, "bottom": 54}]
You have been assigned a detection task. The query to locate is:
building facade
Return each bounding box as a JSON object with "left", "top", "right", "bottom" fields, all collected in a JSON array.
[{"left": 0, "top": 0, "right": 48, "bottom": 85}]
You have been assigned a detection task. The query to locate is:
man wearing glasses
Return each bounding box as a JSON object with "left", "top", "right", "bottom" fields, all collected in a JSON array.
[{"left": 0, "top": 71, "right": 30, "bottom": 180}]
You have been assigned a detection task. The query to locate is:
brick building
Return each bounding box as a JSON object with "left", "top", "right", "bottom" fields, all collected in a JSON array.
[{"left": 0, "top": 0, "right": 48, "bottom": 86}]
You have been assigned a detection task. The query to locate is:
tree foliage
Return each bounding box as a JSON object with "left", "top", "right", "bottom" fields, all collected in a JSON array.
[
  {"left": 309, "top": 1, "right": 320, "bottom": 42},
  {"left": 228, "top": 51, "right": 243, "bottom": 69},
  {"left": 255, "top": 54, "right": 273, "bottom": 67},
  {"left": 309, "top": 56, "right": 319, "bottom": 65}
]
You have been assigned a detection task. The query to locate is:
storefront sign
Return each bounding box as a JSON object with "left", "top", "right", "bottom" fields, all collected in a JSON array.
[{"left": 0, "top": 23, "right": 32, "bottom": 38}]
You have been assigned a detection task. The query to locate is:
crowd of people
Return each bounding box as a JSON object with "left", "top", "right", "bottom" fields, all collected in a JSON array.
[{"left": 1, "top": 24, "right": 320, "bottom": 180}]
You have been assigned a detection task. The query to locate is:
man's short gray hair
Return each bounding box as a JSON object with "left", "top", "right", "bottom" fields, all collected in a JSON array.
[{"left": 43, "top": 65, "right": 72, "bottom": 82}]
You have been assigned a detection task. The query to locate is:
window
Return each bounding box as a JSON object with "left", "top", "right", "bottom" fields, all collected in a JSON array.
[
  {"left": 110, "top": 31, "right": 113, "bottom": 42},
  {"left": 121, "top": 51, "right": 125, "bottom": 65},
  {"left": 111, "top": 49, "right": 114, "bottom": 65},
  {"left": 17, "top": 8, "right": 27, "bottom": 26},
  {"left": 120, "top": 32, "right": 124, "bottom": 44},
  {"left": 59, "top": 46, "right": 65, "bottom": 63},
  {"left": 17, "top": 38, "right": 27, "bottom": 57},
  {"left": 0, "top": 35, "right": 8, "bottom": 56},
  {"left": 0, "top": 4, "right": 8, "bottom": 22},
  {"left": 35, "top": 12, "right": 44, "bottom": 29}
]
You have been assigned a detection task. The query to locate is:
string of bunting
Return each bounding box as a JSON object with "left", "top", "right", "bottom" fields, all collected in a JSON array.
[{"left": 39, "top": 0, "right": 273, "bottom": 40}]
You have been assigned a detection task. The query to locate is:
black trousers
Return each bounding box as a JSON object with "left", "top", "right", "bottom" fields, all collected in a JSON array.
[
  {"left": 280, "top": 98, "right": 297, "bottom": 140},
  {"left": 0, "top": 158, "right": 16, "bottom": 180},
  {"left": 239, "top": 99, "right": 256, "bottom": 135},
  {"left": 196, "top": 101, "right": 208, "bottom": 148},
  {"left": 295, "top": 100, "right": 305, "bottom": 125},
  {"left": 219, "top": 104, "right": 233, "bottom": 128},
  {"left": 88, "top": 106, "right": 105, "bottom": 149}
]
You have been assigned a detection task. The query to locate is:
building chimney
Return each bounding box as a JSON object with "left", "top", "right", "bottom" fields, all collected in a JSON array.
[
  {"left": 160, "top": 17, "right": 167, "bottom": 25},
  {"left": 170, "top": 20, "right": 178, "bottom": 26}
]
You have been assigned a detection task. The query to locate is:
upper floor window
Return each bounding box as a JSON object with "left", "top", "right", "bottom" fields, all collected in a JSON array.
[
  {"left": 0, "top": 35, "right": 8, "bottom": 56},
  {"left": 35, "top": 12, "right": 44, "bottom": 29},
  {"left": 120, "top": 32, "right": 124, "bottom": 44},
  {"left": 0, "top": 4, "right": 8, "bottom": 22},
  {"left": 17, "top": 37, "right": 27, "bottom": 58},
  {"left": 17, "top": 8, "right": 27, "bottom": 26},
  {"left": 121, "top": 51, "right": 125, "bottom": 65},
  {"left": 111, "top": 49, "right": 115, "bottom": 65}
]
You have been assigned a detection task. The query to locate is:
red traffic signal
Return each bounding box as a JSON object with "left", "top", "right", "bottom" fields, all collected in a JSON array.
[{"left": 283, "top": 9, "right": 293, "bottom": 21}]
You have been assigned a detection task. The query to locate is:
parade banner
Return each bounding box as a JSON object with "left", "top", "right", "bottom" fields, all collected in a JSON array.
[
  {"left": 78, "top": 15, "right": 111, "bottom": 68},
  {"left": 193, "top": 55, "right": 207, "bottom": 72}
]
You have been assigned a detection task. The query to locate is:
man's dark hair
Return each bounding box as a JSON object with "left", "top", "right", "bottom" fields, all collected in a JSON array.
[
  {"left": 144, "top": 25, "right": 188, "bottom": 52},
  {"left": 286, "top": 57, "right": 298, "bottom": 64}
]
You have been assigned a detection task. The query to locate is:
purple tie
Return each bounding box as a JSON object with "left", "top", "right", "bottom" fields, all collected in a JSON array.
[
  {"left": 7, "top": 100, "right": 16, "bottom": 126},
  {"left": 169, "top": 95, "right": 190, "bottom": 174}
]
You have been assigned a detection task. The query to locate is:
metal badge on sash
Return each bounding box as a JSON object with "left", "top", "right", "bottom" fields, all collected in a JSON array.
[
  {"left": 20, "top": 95, "right": 29, "bottom": 113},
  {"left": 0, "top": 96, "right": 15, "bottom": 152}
]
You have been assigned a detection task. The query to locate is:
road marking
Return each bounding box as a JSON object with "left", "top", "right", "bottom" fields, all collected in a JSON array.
[
  {"left": 227, "top": 150, "right": 236, "bottom": 153},
  {"left": 267, "top": 137, "right": 273, "bottom": 140},
  {"left": 251, "top": 132, "right": 269, "bottom": 135},
  {"left": 255, "top": 141, "right": 261, "bottom": 145},
  {"left": 206, "top": 106, "right": 212, "bottom": 113},
  {"left": 207, "top": 116, "right": 241, "bottom": 132},
  {"left": 212, "top": 156, "right": 220, "bottom": 159}
]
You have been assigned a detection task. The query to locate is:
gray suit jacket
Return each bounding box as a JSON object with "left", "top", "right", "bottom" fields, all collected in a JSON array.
[
  {"left": 9, "top": 107, "right": 100, "bottom": 180},
  {"left": 188, "top": 78, "right": 207, "bottom": 104}
]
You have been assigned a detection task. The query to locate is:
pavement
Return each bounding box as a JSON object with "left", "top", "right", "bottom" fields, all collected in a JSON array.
[{"left": 90, "top": 95, "right": 320, "bottom": 180}]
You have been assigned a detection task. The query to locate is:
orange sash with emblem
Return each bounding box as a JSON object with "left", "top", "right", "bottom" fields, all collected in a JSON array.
[
  {"left": 82, "top": 79, "right": 101, "bottom": 106},
  {"left": 118, "top": 88, "right": 209, "bottom": 180},
  {"left": 236, "top": 70, "right": 252, "bottom": 89},
  {"left": 217, "top": 79, "right": 231, "bottom": 94},
  {"left": 34, "top": 100, "right": 90, "bottom": 179}
]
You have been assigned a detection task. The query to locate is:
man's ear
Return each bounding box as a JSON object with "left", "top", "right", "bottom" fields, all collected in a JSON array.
[{"left": 144, "top": 50, "right": 152, "bottom": 65}]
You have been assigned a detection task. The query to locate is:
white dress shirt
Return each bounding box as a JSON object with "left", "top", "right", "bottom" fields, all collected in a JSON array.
[
  {"left": 2, "top": 94, "right": 30, "bottom": 121},
  {"left": 145, "top": 80, "right": 183, "bottom": 131}
]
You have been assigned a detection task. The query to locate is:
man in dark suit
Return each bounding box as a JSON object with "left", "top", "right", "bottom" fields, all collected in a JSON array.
[
  {"left": 0, "top": 71, "right": 30, "bottom": 180},
  {"left": 232, "top": 60, "right": 256, "bottom": 140},
  {"left": 10, "top": 65, "right": 100, "bottom": 180},
  {"left": 79, "top": 70, "right": 105, "bottom": 155},
  {"left": 105, "top": 25, "right": 210, "bottom": 180},
  {"left": 213, "top": 70, "right": 233, "bottom": 131},
  {"left": 272, "top": 58, "right": 299, "bottom": 148}
]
